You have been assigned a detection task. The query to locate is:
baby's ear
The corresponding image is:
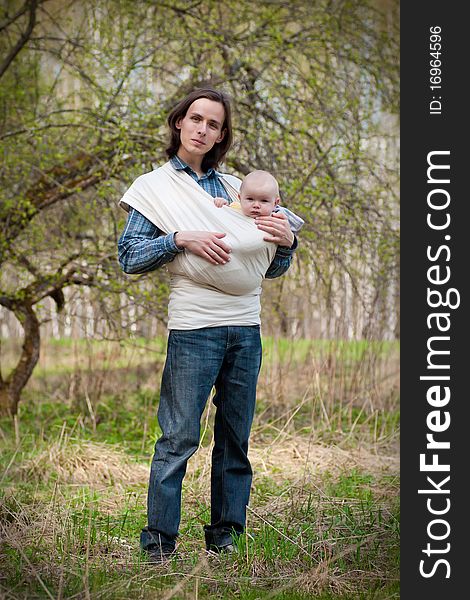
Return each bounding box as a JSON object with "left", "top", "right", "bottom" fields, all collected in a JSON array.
[
  {"left": 274, "top": 196, "right": 280, "bottom": 206},
  {"left": 238, "top": 192, "right": 241, "bottom": 200}
]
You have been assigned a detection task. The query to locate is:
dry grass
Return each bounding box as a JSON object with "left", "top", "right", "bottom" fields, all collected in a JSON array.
[
  {"left": 8, "top": 433, "right": 398, "bottom": 502},
  {"left": 185, "top": 434, "right": 398, "bottom": 500},
  {"left": 14, "top": 438, "right": 149, "bottom": 487},
  {"left": 0, "top": 336, "right": 399, "bottom": 598},
  {"left": 1, "top": 453, "right": 399, "bottom": 599}
]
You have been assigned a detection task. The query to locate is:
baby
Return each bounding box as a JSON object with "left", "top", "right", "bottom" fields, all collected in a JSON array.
[{"left": 214, "top": 170, "right": 304, "bottom": 233}]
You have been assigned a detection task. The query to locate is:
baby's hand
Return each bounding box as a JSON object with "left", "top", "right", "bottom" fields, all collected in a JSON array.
[{"left": 214, "top": 197, "right": 229, "bottom": 208}]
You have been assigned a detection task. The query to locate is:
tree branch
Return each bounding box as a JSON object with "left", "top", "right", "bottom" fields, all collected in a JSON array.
[
  {"left": 0, "top": 1, "right": 30, "bottom": 33},
  {"left": 0, "top": 0, "right": 38, "bottom": 80}
]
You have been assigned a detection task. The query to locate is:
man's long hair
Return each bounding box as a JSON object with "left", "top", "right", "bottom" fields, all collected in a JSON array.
[{"left": 165, "top": 88, "right": 233, "bottom": 172}]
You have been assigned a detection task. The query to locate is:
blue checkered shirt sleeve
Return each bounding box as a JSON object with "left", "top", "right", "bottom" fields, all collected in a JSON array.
[{"left": 118, "top": 208, "right": 182, "bottom": 274}]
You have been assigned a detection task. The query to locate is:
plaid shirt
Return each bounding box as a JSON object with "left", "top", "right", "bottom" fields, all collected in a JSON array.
[{"left": 118, "top": 156, "right": 296, "bottom": 278}]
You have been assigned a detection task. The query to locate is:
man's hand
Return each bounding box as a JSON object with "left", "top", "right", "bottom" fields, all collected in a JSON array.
[
  {"left": 213, "top": 197, "right": 229, "bottom": 208},
  {"left": 174, "top": 231, "right": 231, "bottom": 265},
  {"left": 255, "top": 212, "right": 295, "bottom": 247}
]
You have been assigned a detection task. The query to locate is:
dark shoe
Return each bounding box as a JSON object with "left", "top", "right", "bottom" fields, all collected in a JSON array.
[
  {"left": 146, "top": 543, "right": 176, "bottom": 564},
  {"left": 140, "top": 527, "right": 176, "bottom": 564},
  {"left": 211, "top": 542, "right": 235, "bottom": 554},
  {"left": 204, "top": 525, "right": 238, "bottom": 553}
]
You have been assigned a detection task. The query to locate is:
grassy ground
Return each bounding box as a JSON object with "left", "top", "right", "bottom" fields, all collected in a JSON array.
[{"left": 0, "top": 336, "right": 399, "bottom": 599}]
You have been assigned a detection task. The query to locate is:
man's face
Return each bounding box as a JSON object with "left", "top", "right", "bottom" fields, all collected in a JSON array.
[
  {"left": 239, "top": 183, "right": 279, "bottom": 218},
  {"left": 176, "top": 98, "right": 225, "bottom": 162}
]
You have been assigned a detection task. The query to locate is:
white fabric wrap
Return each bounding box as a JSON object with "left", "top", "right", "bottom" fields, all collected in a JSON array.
[{"left": 119, "top": 162, "right": 276, "bottom": 330}]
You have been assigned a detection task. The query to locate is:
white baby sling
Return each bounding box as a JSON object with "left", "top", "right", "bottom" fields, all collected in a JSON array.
[{"left": 119, "top": 161, "right": 276, "bottom": 297}]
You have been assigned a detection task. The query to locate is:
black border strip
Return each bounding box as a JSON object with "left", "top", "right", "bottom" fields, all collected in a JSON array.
[{"left": 401, "top": 3, "right": 467, "bottom": 597}]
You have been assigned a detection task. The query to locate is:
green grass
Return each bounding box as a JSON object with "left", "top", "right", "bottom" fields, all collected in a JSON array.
[
  {"left": 0, "top": 337, "right": 399, "bottom": 599},
  {"left": 1, "top": 335, "right": 398, "bottom": 377},
  {"left": 261, "top": 336, "right": 398, "bottom": 364}
]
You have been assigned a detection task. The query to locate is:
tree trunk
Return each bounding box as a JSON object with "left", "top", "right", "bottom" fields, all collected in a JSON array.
[
  {"left": 0, "top": 301, "right": 40, "bottom": 416},
  {"left": 0, "top": 384, "right": 21, "bottom": 418}
]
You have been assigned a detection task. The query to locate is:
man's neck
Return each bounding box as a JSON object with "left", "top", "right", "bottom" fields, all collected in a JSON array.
[{"left": 176, "top": 150, "right": 204, "bottom": 177}]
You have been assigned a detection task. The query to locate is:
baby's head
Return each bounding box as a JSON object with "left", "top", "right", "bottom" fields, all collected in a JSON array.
[{"left": 239, "top": 170, "right": 280, "bottom": 217}]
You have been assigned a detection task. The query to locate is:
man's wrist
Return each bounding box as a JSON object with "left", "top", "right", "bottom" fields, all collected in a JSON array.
[
  {"left": 171, "top": 232, "right": 185, "bottom": 252},
  {"left": 276, "top": 236, "right": 298, "bottom": 255}
]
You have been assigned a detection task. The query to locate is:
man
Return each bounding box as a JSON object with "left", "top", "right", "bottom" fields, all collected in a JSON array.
[{"left": 118, "top": 88, "right": 298, "bottom": 561}]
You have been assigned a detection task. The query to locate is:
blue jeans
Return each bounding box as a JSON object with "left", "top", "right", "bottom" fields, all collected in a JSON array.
[{"left": 140, "top": 325, "right": 262, "bottom": 550}]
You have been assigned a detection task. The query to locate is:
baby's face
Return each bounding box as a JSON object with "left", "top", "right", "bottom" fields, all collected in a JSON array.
[{"left": 239, "top": 183, "right": 278, "bottom": 218}]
